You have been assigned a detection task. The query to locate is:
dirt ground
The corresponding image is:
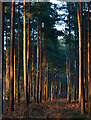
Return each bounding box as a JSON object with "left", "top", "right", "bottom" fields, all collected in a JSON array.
[{"left": 2, "top": 98, "right": 88, "bottom": 119}]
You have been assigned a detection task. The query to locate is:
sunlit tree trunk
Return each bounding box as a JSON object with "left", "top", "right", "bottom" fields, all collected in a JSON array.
[
  {"left": 54, "top": 72, "right": 57, "bottom": 100},
  {"left": 27, "top": 2, "right": 31, "bottom": 105},
  {"left": 68, "top": 10, "right": 71, "bottom": 103},
  {"left": 80, "top": 3, "right": 85, "bottom": 114},
  {"left": 6, "top": 19, "right": 9, "bottom": 100},
  {"left": 88, "top": 3, "right": 91, "bottom": 119},
  {"left": 51, "top": 81, "right": 53, "bottom": 101},
  {"left": 23, "top": 0, "right": 27, "bottom": 101},
  {"left": 77, "top": 3, "right": 81, "bottom": 104},
  {"left": 39, "top": 23, "right": 42, "bottom": 103},
  {"left": 36, "top": 13, "right": 39, "bottom": 103},
  {"left": 17, "top": 2, "right": 20, "bottom": 103},
  {"left": 10, "top": 0, "right": 15, "bottom": 111},
  {"left": 32, "top": 20, "right": 35, "bottom": 101}
]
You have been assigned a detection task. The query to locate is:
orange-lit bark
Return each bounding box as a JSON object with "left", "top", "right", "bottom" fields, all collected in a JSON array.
[
  {"left": 6, "top": 19, "right": 9, "bottom": 100},
  {"left": 77, "top": 4, "right": 81, "bottom": 104},
  {"left": 59, "top": 82, "right": 61, "bottom": 98},
  {"left": 23, "top": 0, "right": 27, "bottom": 98},
  {"left": 36, "top": 13, "right": 39, "bottom": 103},
  {"left": 10, "top": 0, "right": 15, "bottom": 111},
  {"left": 27, "top": 2, "right": 31, "bottom": 105},
  {"left": 51, "top": 81, "right": 53, "bottom": 101}
]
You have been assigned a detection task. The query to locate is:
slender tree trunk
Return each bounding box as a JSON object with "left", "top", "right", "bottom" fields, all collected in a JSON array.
[
  {"left": 17, "top": 2, "right": 20, "bottom": 103},
  {"left": 88, "top": 3, "right": 91, "bottom": 119},
  {"left": 36, "top": 13, "right": 39, "bottom": 103},
  {"left": 59, "top": 82, "right": 61, "bottom": 99},
  {"left": 27, "top": 2, "right": 31, "bottom": 104},
  {"left": 83, "top": 16, "right": 86, "bottom": 101},
  {"left": 10, "top": 0, "right": 15, "bottom": 111},
  {"left": 39, "top": 23, "right": 42, "bottom": 103},
  {"left": 77, "top": 3, "right": 81, "bottom": 104},
  {"left": 6, "top": 19, "right": 9, "bottom": 100},
  {"left": 32, "top": 20, "right": 35, "bottom": 101},
  {"left": 51, "top": 81, "right": 53, "bottom": 101},
  {"left": 68, "top": 10, "right": 71, "bottom": 103},
  {"left": 27, "top": 2, "right": 31, "bottom": 105},
  {"left": 23, "top": 0, "right": 27, "bottom": 102},
  {"left": 0, "top": 1, "right": 3, "bottom": 115},
  {"left": 46, "top": 63, "right": 48, "bottom": 101},
  {"left": 14, "top": 48, "right": 15, "bottom": 105},
  {"left": 66, "top": 61, "right": 69, "bottom": 101},
  {"left": 73, "top": 27, "right": 77, "bottom": 102},
  {"left": 80, "top": 3, "right": 85, "bottom": 114},
  {"left": 44, "top": 40, "right": 47, "bottom": 101}
]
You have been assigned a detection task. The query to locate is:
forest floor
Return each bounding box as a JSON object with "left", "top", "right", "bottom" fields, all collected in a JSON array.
[{"left": 3, "top": 98, "right": 88, "bottom": 119}]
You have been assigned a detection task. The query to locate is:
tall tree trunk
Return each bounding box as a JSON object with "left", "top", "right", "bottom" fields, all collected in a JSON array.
[
  {"left": 36, "top": 13, "right": 39, "bottom": 103},
  {"left": 23, "top": 0, "right": 27, "bottom": 102},
  {"left": 27, "top": 2, "right": 31, "bottom": 105},
  {"left": 10, "top": 0, "right": 15, "bottom": 111},
  {"left": 17, "top": 2, "right": 20, "bottom": 103},
  {"left": 44, "top": 40, "right": 47, "bottom": 101},
  {"left": 6, "top": 19, "right": 9, "bottom": 100},
  {"left": 39, "top": 23, "right": 42, "bottom": 103},
  {"left": 68, "top": 10, "right": 71, "bottom": 103},
  {"left": 73, "top": 27, "right": 77, "bottom": 102},
  {"left": 77, "top": 3, "right": 81, "bottom": 104},
  {"left": 88, "top": 3, "right": 91, "bottom": 119},
  {"left": 32, "top": 20, "right": 35, "bottom": 101},
  {"left": 14, "top": 48, "right": 15, "bottom": 105},
  {"left": 83, "top": 15, "right": 86, "bottom": 101},
  {"left": 80, "top": 3, "right": 85, "bottom": 114},
  {"left": 0, "top": 1, "right": 3, "bottom": 115}
]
